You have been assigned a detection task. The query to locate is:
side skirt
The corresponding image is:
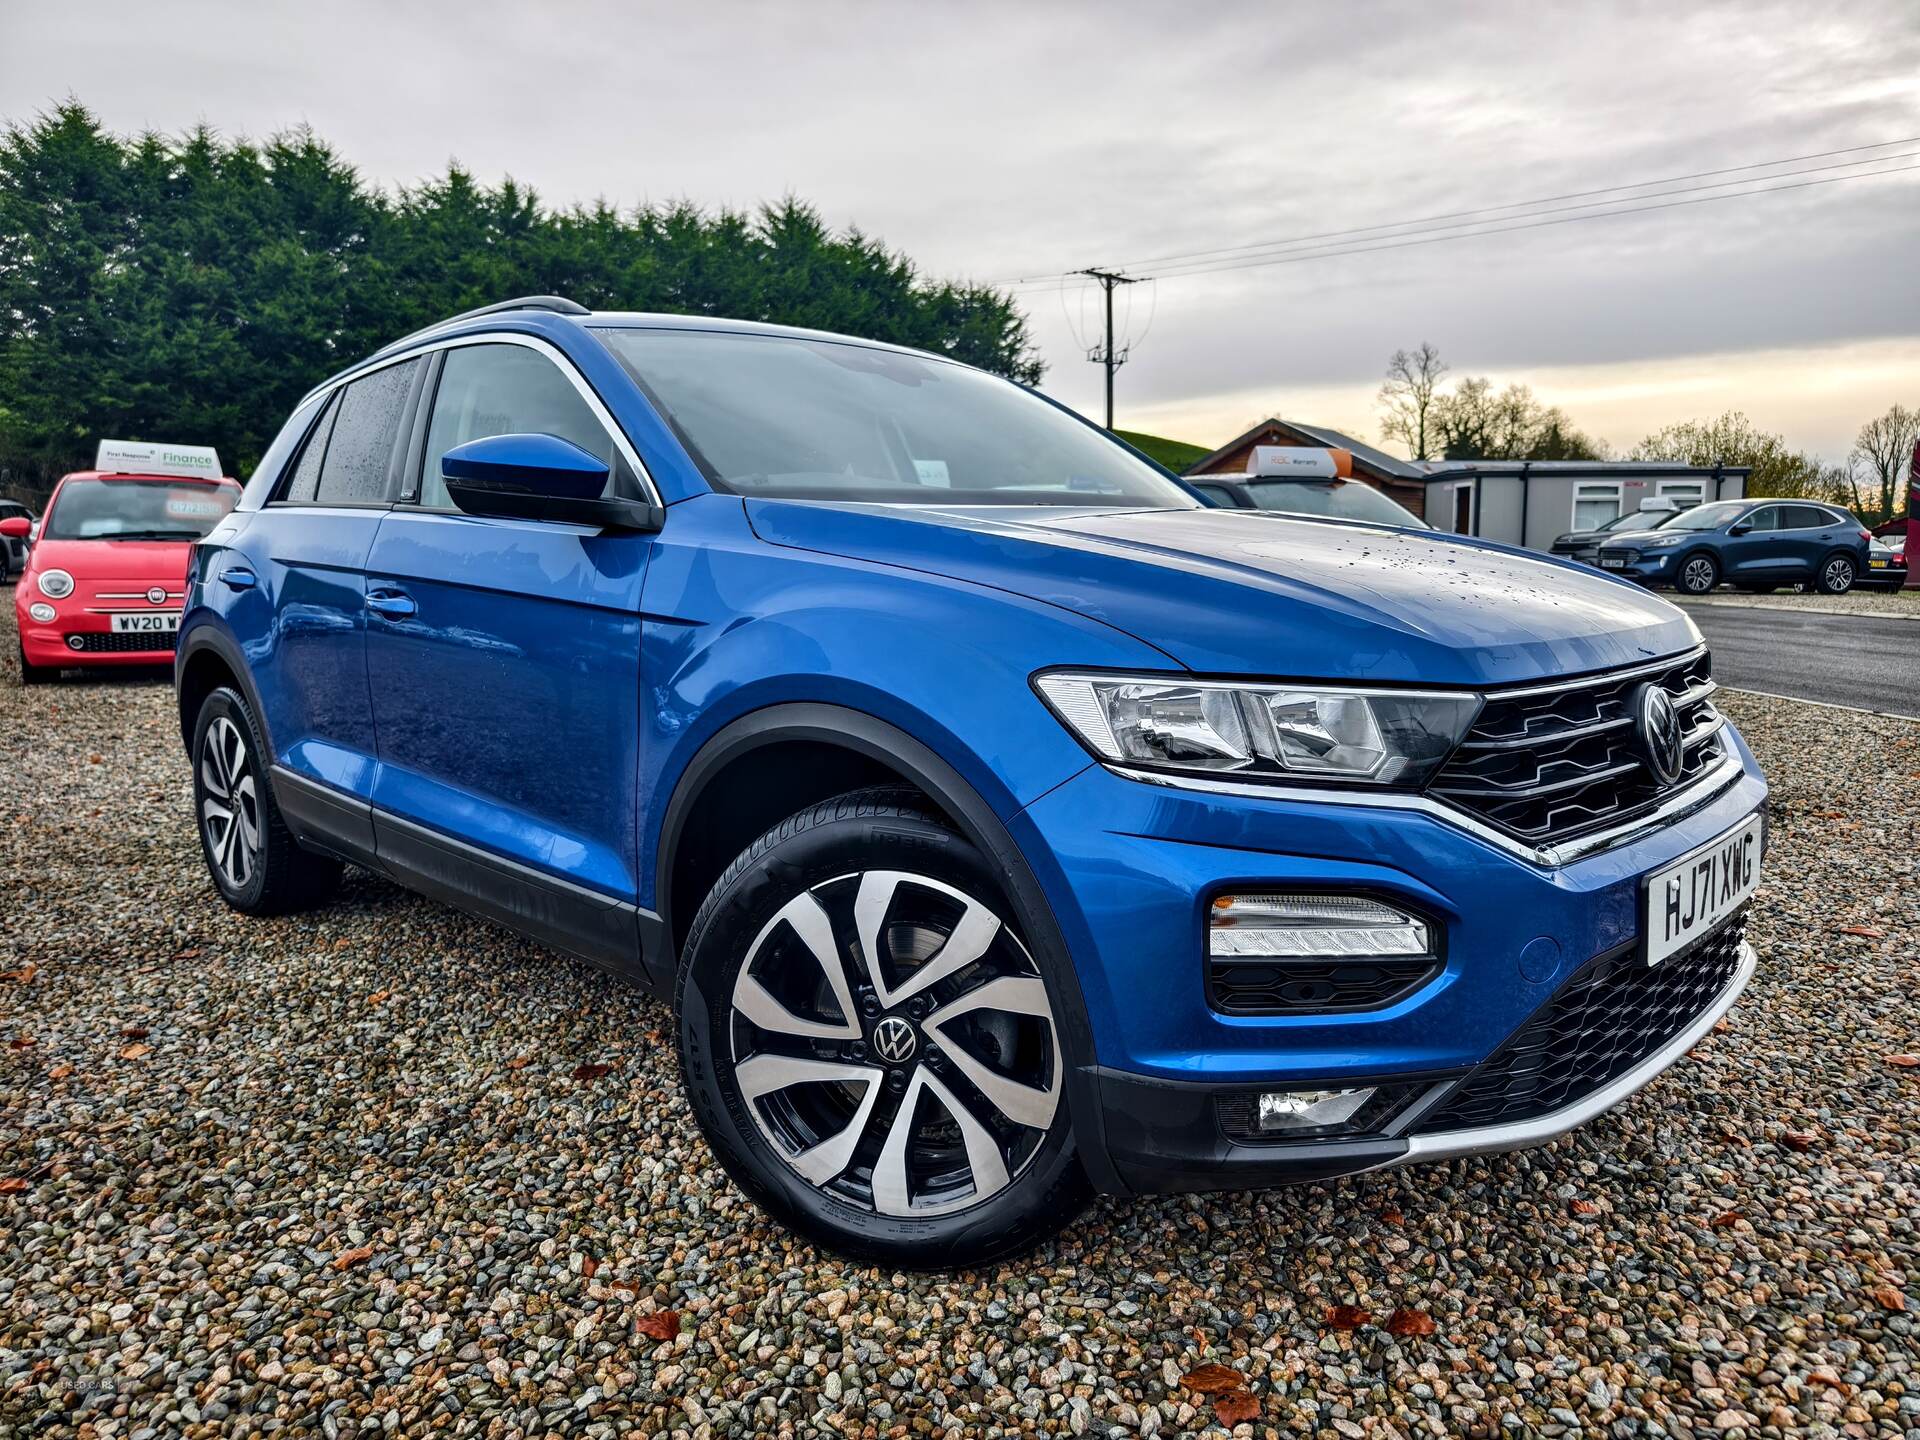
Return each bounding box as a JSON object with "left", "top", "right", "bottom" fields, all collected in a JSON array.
[{"left": 269, "top": 765, "right": 664, "bottom": 995}]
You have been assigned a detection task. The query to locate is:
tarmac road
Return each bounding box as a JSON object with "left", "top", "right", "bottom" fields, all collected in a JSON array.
[{"left": 1681, "top": 600, "right": 1920, "bottom": 717}]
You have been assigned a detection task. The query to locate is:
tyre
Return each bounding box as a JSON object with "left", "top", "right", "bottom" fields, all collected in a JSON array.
[
  {"left": 192, "top": 686, "right": 342, "bottom": 915},
  {"left": 1816, "top": 553, "right": 1856, "bottom": 595},
  {"left": 17, "top": 641, "right": 50, "bottom": 686},
  {"left": 677, "top": 788, "right": 1089, "bottom": 1267},
  {"left": 1675, "top": 553, "right": 1719, "bottom": 595}
]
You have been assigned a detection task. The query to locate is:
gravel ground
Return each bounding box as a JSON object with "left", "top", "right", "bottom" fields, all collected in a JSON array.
[
  {"left": 1677, "top": 590, "right": 1920, "bottom": 621},
  {"left": 3, "top": 603, "right": 1918, "bottom": 1440}
]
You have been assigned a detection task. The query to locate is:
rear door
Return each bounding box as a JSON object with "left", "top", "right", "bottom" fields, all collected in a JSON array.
[
  {"left": 1781, "top": 504, "right": 1847, "bottom": 578},
  {"left": 236, "top": 357, "right": 424, "bottom": 810},
  {"left": 362, "top": 336, "right": 657, "bottom": 966}
]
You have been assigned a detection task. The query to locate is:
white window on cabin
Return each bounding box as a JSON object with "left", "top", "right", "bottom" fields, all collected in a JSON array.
[
  {"left": 1657, "top": 480, "right": 1707, "bottom": 508},
  {"left": 1572, "top": 482, "right": 1621, "bottom": 531}
]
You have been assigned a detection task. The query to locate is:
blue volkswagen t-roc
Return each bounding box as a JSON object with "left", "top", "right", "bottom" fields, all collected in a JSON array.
[{"left": 177, "top": 296, "right": 1767, "bottom": 1264}]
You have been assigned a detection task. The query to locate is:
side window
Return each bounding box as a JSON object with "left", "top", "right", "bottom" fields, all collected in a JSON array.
[
  {"left": 1786, "top": 504, "right": 1836, "bottom": 529},
  {"left": 314, "top": 360, "right": 419, "bottom": 505},
  {"left": 1742, "top": 506, "right": 1781, "bottom": 532},
  {"left": 1194, "top": 484, "right": 1236, "bottom": 507},
  {"left": 420, "top": 344, "right": 617, "bottom": 509},
  {"left": 278, "top": 393, "right": 340, "bottom": 504}
]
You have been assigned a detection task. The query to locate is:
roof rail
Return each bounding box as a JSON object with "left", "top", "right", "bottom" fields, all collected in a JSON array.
[{"left": 382, "top": 294, "right": 589, "bottom": 353}]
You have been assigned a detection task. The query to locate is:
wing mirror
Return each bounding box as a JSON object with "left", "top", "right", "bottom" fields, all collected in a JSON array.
[
  {"left": 440, "top": 433, "right": 660, "bottom": 531},
  {"left": 0, "top": 517, "right": 29, "bottom": 539},
  {"left": 1727, "top": 522, "right": 1751, "bottom": 536}
]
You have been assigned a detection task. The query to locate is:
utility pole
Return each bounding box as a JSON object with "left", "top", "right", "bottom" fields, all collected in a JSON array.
[{"left": 1075, "top": 268, "right": 1141, "bottom": 430}]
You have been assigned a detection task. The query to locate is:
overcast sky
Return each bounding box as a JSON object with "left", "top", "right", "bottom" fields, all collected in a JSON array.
[{"left": 4, "top": 0, "right": 1917, "bottom": 462}]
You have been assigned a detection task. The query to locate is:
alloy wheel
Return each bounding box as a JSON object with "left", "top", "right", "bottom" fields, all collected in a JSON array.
[
  {"left": 1682, "top": 557, "right": 1716, "bottom": 593},
  {"left": 200, "top": 715, "right": 261, "bottom": 890},
  {"left": 728, "top": 870, "right": 1062, "bottom": 1217},
  {"left": 1824, "top": 557, "right": 1854, "bottom": 593}
]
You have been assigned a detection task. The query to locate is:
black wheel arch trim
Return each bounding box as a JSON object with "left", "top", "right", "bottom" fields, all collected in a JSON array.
[
  {"left": 175, "top": 621, "right": 274, "bottom": 756},
  {"left": 656, "top": 701, "right": 1119, "bottom": 1191}
]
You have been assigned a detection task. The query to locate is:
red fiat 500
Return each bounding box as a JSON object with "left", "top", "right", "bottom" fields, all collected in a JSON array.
[{"left": 10, "top": 447, "right": 239, "bottom": 684}]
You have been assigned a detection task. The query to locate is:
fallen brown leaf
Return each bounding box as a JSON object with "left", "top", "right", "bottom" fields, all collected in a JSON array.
[
  {"left": 1780, "top": 1129, "right": 1820, "bottom": 1152},
  {"left": 330, "top": 1245, "right": 374, "bottom": 1271},
  {"left": 1839, "top": 925, "right": 1884, "bottom": 938},
  {"left": 1213, "top": 1390, "right": 1260, "bottom": 1425},
  {"left": 581, "top": 1255, "right": 599, "bottom": 1278},
  {"left": 506, "top": 1055, "right": 532, "bottom": 1070},
  {"left": 87, "top": 754, "right": 102, "bottom": 765},
  {"left": 170, "top": 947, "right": 202, "bottom": 960},
  {"left": 117, "top": 1043, "right": 152, "bottom": 1061},
  {"left": 1569, "top": 1198, "right": 1600, "bottom": 1216},
  {"left": 572, "top": 1062, "right": 615, "bottom": 1082},
  {"left": 0, "top": 964, "right": 36, "bottom": 983},
  {"left": 1871, "top": 1284, "right": 1908, "bottom": 1313},
  {"left": 635, "top": 1311, "right": 681, "bottom": 1342},
  {"left": 120, "top": 1026, "right": 149, "bottom": 1039},
  {"left": 1886, "top": 1054, "right": 1920, "bottom": 1069},
  {"left": 8, "top": 1036, "right": 34, "bottom": 1050},
  {"left": 1385, "top": 1307, "right": 1437, "bottom": 1337},
  {"left": 0, "top": 1178, "right": 28, "bottom": 1194},
  {"left": 367, "top": 990, "right": 391, "bottom": 1006},
  {"left": 48, "top": 1064, "right": 74, "bottom": 1080},
  {"left": 1805, "top": 1367, "right": 1850, "bottom": 1394},
  {"left": 1710, "top": 1209, "right": 1744, "bottom": 1229},
  {"left": 1324, "top": 1304, "right": 1372, "bottom": 1330},
  {"left": 1379, "top": 1207, "right": 1405, "bottom": 1226},
  {"left": 1180, "top": 1364, "right": 1245, "bottom": 1395}
]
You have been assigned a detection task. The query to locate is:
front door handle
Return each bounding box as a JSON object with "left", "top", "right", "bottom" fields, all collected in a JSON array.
[
  {"left": 365, "top": 589, "right": 417, "bottom": 620},
  {"left": 219, "top": 566, "right": 257, "bottom": 590}
]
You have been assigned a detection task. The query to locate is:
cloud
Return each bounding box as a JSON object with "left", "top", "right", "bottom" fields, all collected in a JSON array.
[{"left": 3, "top": 0, "right": 1916, "bottom": 454}]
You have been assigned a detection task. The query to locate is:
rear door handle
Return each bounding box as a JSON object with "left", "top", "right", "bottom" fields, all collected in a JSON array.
[
  {"left": 220, "top": 566, "right": 256, "bottom": 590},
  {"left": 365, "top": 589, "right": 417, "bottom": 620}
]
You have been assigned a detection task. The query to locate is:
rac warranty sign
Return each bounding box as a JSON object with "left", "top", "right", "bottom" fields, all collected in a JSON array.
[{"left": 95, "top": 439, "right": 223, "bottom": 481}]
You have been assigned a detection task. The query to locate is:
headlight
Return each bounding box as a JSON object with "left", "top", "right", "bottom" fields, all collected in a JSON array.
[
  {"left": 37, "top": 568, "right": 74, "bottom": 599},
  {"left": 1640, "top": 533, "right": 1685, "bottom": 548},
  {"left": 1033, "top": 672, "right": 1481, "bottom": 787}
]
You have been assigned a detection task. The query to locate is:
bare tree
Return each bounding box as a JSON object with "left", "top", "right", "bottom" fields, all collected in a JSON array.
[
  {"left": 1378, "top": 343, "right": 1448, "bottom": 460},
  {"left": 1850, "top": 404, "right": 1919, "bottom": 523}
]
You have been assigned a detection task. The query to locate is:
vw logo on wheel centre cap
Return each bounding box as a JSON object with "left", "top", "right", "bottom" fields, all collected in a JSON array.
[{"left": 871, "top": 1015, "right": 917, "bottom": 1064}]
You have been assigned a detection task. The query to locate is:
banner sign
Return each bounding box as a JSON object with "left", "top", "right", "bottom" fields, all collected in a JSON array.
[
  {"left": 94, "top": 439, "right": 223, "bottom": 481},
  {"left": 1249, "top": 446, "right": 1355, "bottom": 480}
]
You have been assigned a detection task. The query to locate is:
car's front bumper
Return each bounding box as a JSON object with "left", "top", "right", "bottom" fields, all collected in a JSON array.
[
  {"left": 1011, "top": 725, "right": 1767, "bottom": 1195},
  {"left": 15, "top": 597, "right": 182, "bottom": 667},
  {"left": 1595, "top": 550, "right": 1681, "bottom": 583}
]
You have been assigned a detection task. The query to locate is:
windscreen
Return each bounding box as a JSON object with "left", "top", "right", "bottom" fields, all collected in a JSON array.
[
  {"left": 597, "top": 328, "right": 1197, "bottom": 507},
  {"left": 42, "top": 479, "right": 238, "bottom": 540},
  {"left": 1245, "top": 479, "right": 1427, "bottom": 528},
  {"left": 1661, "top": 500, "right": 1747, "bottom": 531}
]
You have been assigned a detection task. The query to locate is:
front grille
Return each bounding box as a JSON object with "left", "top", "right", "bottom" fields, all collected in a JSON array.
[
  {"left": 1429, "top": 650, "right": 1722, "bottom": 847},
  {"left": 67, "top": 630, "right": 179, "bottom": 654},
  {"left": 1413, "top": 913, "right": 1745, "bottom": 1134},
  {"left": 1208, "top": 956, "right": 1440, "bottom": 1015}
]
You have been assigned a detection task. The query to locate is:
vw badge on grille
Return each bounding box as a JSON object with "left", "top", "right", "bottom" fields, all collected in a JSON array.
[
  {"left": 147, "top": 586, "right": 167, "bottom": 605},
  {"left": 871, "top": 1016, "right": 917, "bottom": 1064},
  {"left": 1633, "top": 682, "right": 1685, "bottom": 786}
]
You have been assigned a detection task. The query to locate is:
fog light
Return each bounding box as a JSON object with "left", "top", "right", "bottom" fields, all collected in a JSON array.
[
  {"left": 67, "top": 635, "right": 85, "bottom": 650},
  {"left": 1211, "top": 893, "right": 1430, "bottom": 959},
  {"left": 28, "top": 602, "right": 55, "bottom": 623},
  {"left": 1256, "top": 1087, "right": 1376, "bottom": 1134}
]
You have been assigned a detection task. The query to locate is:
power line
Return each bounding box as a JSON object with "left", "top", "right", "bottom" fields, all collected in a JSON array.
[
  {"left": 1091, "top": 135, "right": 1920, "bottom": 274},
  {"left": 1000, "top": 159, "right": 1918, "bottom": 293},
  {"left": 991, "top": 135, "right": 1920, "bottom": 289}
]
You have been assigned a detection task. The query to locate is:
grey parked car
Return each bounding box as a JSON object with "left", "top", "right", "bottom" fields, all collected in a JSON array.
[{"left": 1549, "top": 500, "right": 1681, "bottom": 564}]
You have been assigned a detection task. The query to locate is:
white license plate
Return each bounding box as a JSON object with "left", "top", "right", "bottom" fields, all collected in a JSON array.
[
  {"left": 1645, "top": 813, "right": 1762, "bottom": 965},
  {"left": 1600, "top": 558, "right": 1627, "bottom": 569},
  {"left": 111, "top": 611, "right": 180, "bottom": 633}
]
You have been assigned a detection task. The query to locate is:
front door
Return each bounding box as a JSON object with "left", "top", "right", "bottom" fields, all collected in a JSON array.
[
  {"left": 1722, "top": 503, "right": 1792, "bottom": 580},
  {"left": 362, "top": 337, "right": 656, "bottom": 970}
]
